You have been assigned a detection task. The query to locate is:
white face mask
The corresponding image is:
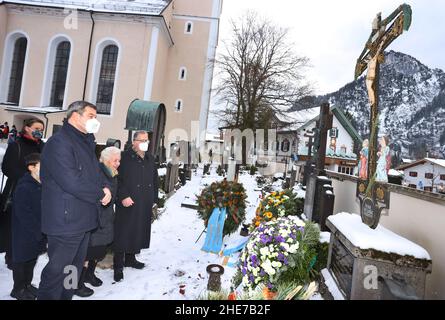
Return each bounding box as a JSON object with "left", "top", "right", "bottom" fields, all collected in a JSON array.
[
  {"left": 139, "top": 142, "right": 149, "bottom": 152},
  {"left": 85, "top": 118, "right": 101, "bottom": 134}
]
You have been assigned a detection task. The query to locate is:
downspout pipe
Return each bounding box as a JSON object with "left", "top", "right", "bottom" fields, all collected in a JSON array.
[{"left": 82, "top": 11, "right": 95, "bottom": 101}]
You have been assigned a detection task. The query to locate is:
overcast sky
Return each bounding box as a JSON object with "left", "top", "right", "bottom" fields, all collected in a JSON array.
[{"left": 216, "top": 0, "right": 445, "bottom": 95}]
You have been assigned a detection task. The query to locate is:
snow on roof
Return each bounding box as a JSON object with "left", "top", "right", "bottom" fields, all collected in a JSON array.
[
  {"left": 5, "top": 106, "right": 67, "bottom": 114},
  {"left": 388, "top": 169, "right": 404, "bottom": 176},
  {"left": 426, "top": 158, "right": 445, "bottom": 168},
  {"left": 276, "top": 107, "right": 320, "bottom": 131},
  {"left": 398, "top": 158, "right": 445, "bottom": 171},
  {"left": 205, "top": 133, "right": 223, "bottom": 143},
  {"left": 2, "top": 0, "right": 170, "bottom": 15},
  {"left": 328, "top": 212, "right": 431, "bottom": 260}
]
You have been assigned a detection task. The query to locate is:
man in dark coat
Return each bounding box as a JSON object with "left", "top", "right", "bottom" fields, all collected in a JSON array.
[
  {"left": 37, "top": 101, "right": 111, "bottom": 300},
  {"left": 113, "top": 131, "right": 158, "bottom": 282}
]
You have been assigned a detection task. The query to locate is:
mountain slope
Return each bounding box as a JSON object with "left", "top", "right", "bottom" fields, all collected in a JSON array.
[{"left": 315, "top": 50, "right": 445, "bottom": 158}]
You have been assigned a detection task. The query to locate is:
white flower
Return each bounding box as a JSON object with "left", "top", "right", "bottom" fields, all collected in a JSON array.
[
  {"left": 260, "top": 247, "right": 269, "bottom": 257},
  {"left": 242, "top": 275, "right": 249, "bottom": 286},
  {"left": 281, "top": 243, "right": 290, "bottom": 252},
  {"left": 288, "top": 243, "right": 300, "bottom": 254},
  {"left": 272, "top": 261, "right": 282, "bottom": 268},
  {"left": 293, "top": 218, "right": 305, "bottom": 227},
  {"left": 261, "top": 260, "right": 276, "bottom": 276},
  {"left": 279, "top": 229, "right": 290, "bottom": 238}
]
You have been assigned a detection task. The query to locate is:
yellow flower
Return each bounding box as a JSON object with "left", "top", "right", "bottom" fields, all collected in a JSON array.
[{"left": 265, "top": 212, "right": 273, "bottom": 219}]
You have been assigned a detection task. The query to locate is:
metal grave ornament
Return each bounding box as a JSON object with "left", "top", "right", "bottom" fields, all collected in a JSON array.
[{"left": 355, "top": 3, "right": 411, "bottom": 229}]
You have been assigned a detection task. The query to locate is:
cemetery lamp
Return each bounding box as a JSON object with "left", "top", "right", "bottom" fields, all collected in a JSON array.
[{"left": 206, "top": 264, "right": 224, "bottom": 292}]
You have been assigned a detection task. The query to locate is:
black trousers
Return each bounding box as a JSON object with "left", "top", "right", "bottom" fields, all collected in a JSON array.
[
  {"left": 86, "top": 245, "right": 107, "bottom": 262},
  {"left": 37, "top": 232, "right": 90, "bottom": 300},
  {"left": 113, "top": 251, "right": 139, "bottom": 270},
  {"left": 12, "top": 258, "right": 37, "bottom": 291},
  {"left": 0, "top": 207, "right": 12, "bottom": 264}
]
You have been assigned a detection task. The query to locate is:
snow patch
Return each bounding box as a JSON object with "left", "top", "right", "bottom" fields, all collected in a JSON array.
[{"left": 328, "top": 213, "right": 431, "bottom": 260}]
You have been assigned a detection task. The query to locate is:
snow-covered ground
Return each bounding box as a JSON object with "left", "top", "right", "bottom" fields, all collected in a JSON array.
[{"left": 0, "top": 165, "right": 262, "bottom": 300}]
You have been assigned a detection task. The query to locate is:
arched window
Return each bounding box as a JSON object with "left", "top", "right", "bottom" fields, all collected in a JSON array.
[
  {"left": 96, "top": 44, "right": 119, "bottom": 114},
  {"left": 179, "top": 67, "right": 187, "bottom": 80},
  {"left": 50, "top": 41, "right": 71, "bottom": 107},
  {"left": 41, "top": 36, "right": 72, "bottom": 109},
  {"left": 175, "top": 99, "right": 183, "bottom": 112},
  {"left": 7, "top": 37, "right": 27, "bottom": 104},
  {"left": 185, "top": 21, "right": 193, "bottom": 34},
  {"left": 281, "top": 138, "right": 290, "bottom": 152}
]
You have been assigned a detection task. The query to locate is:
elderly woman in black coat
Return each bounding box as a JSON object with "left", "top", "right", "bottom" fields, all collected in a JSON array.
[
  {"left": 11, "top": 153, "right": 46, "bottom": 300},
  {"left": 1, "top": 118, "right": 45, "bottom": 269},
  {"left": 74, "top": 146, "right": 121, "bottom": 298}
]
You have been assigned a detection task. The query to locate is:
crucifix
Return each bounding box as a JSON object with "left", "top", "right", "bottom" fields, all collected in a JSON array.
[
  {"left": 304, "top": 132, "right": 314, "bottom": 158},
  {"left": 355, "top": 3, "right": 412, "bottom": 229}
]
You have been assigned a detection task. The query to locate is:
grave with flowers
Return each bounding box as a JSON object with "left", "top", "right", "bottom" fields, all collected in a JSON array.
[
  {"left": 234, "top": 215, "right": 323, "bottom": 299},
  {"left": 196, "top": 179, "right": 248, "bottom": 253}
]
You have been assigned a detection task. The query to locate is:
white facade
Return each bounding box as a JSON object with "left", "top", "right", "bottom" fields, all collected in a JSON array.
[
  {"left": 297, "top": 116, "right": 355, "bottom": 157},
  {"left": 401, "top": 159, "right": 445, "bottom": 192}
]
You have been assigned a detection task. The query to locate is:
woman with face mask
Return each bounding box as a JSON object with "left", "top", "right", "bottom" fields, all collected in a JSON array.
[{"left": 0, "top": 118, "right": 45, "bottom": 270}]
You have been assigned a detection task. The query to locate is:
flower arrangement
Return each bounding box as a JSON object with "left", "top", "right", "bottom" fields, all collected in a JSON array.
[
  {"left": 240, "top": 216, "right": 319, "bottom": 293},
  {"left": 196, "top": 179, "right": 247, "bottom": 236},
  {"left": 251, "top": 189, "right": 303, "bottom": 229}
]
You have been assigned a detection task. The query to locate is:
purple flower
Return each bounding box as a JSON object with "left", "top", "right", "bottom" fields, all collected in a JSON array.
[
  {"left": 267, "top": 282, "right": 274, "bottom": 290},
  {"left": 277, "top": 253, "right": 285, "bottom": 262},
  {"left": 274, "top": 235, "right": 285, "bottom": 243},
  {"left": 260, "top": 234, "right": 271, "bottom": 244},
  {"left": 283, "top": 257, "right": 289, "bottom": 265},
  {"left": 259, "top": 269, "right": 266, "bottom": 276},
  {"left": 250, "top": 255, "right": 259, "bottom": 267},
  {"left": 241, "top": 267, "right": 247, "bottom": 275},
  {"left": 249, "top": 274, "right": 255, "bottom": 283}
]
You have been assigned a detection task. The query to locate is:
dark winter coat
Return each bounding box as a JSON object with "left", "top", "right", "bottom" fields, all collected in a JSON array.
[
  {"left": 114, "top": 149, "right": 158, "bottom": 253},
  {"left": 12, "top": 173, "right": 46, "bottom": 263},
  {"left": 40, "top": 121, "right": 107, "bottom": 236},
  {"left": 0, "top": 136, "right": 44, "bottom": 253},
  {"left": 1, "top": 136, "right": 45, "bottom": 212},
  {"left": 89, "top": 163, "right": 118, "bottom": 247}
]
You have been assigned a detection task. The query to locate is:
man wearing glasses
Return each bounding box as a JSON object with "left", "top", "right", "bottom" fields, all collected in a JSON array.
[{"left": 113, "top": 131, "right": 158, "bottom": 282}]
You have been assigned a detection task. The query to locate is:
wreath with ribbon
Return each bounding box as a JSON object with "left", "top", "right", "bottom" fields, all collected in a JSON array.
[{"left": 197, "top": 179, "right": 247, "bottom": 236}]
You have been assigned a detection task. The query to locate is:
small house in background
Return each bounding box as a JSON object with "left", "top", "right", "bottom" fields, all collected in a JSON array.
[
  {"left": 397, "top": 158, "right": 445, "bottom": 193},
  {"left": 276, "top": 106, "right": 362, "bottom": 178},
  {"left": 202, "top": 132, "right": 223, "bottom": 163}
]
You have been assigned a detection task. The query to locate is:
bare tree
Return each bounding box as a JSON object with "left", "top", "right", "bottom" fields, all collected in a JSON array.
[{"left": 214, "top": 11, "right": 312, "bottom": 132}]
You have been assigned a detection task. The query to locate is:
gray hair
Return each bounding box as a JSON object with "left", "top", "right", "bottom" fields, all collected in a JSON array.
[
  {"left": 66, "top": 101, "right": 97, "bottom": 120},
  {"left": 133, "top": 130, "right": 148, "bottom": 141},
  {"left": 100, "top": 146, "right": 121, "bottom": 163}
]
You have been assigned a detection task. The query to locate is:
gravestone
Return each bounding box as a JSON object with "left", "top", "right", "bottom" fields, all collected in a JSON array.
[
  {"left": 324, "top": 213, "right": 432, "bottom": 300},
  {"left": 227, "top": 159, "right": 236, "bottom": 182},
  {"left": 304, "top": 103, "right": 333, "bottom": 221}
]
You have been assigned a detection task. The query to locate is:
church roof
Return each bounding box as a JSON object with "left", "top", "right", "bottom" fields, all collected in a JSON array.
[{"left": 1, "top": 0, "right": 171, "bottom": 15}]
